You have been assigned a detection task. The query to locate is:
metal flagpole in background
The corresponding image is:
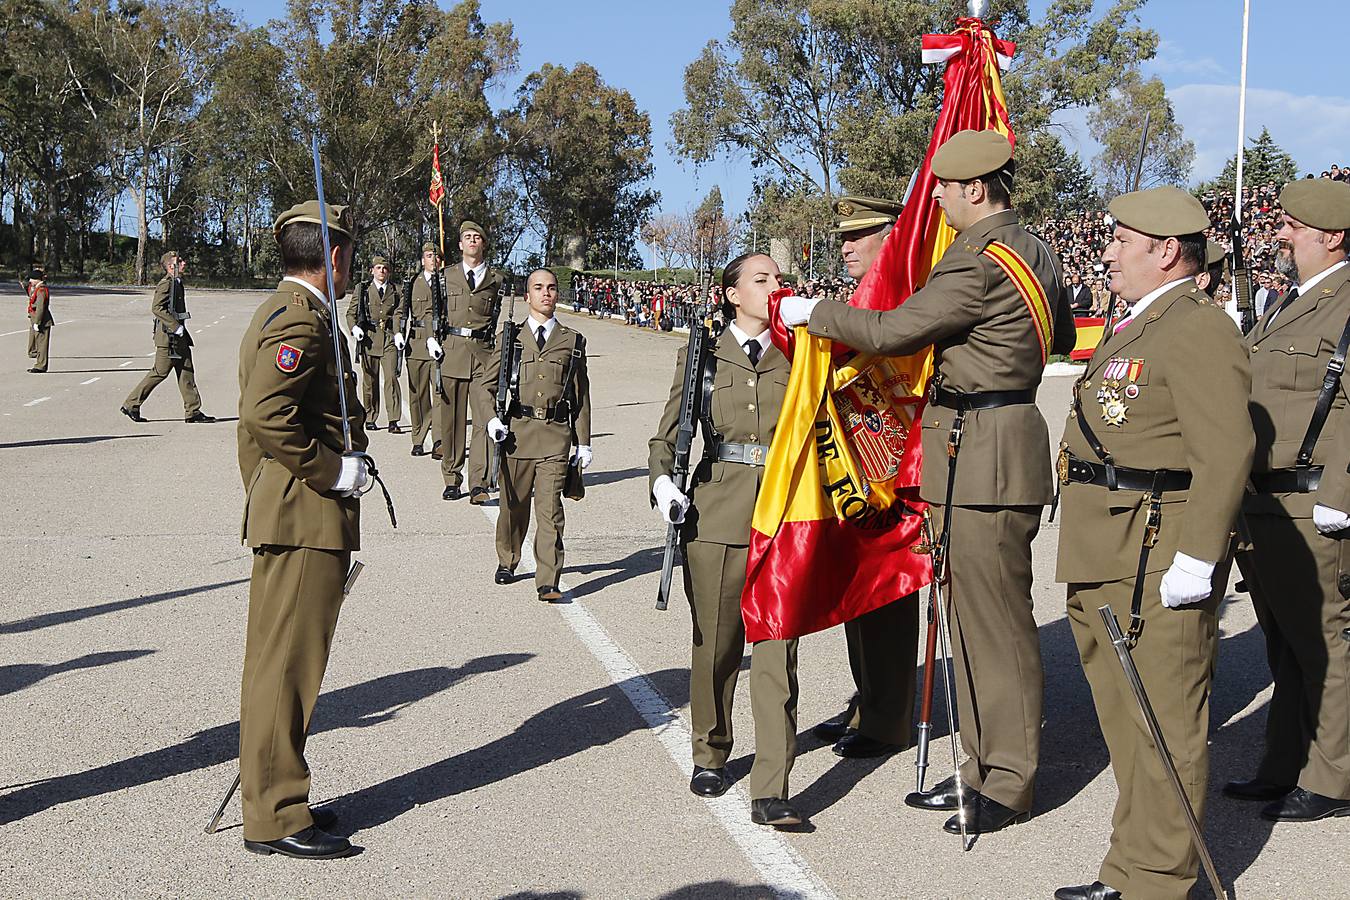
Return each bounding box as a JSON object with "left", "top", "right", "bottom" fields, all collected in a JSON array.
[{"left": 1230, "top": 0, "right": 1252, "bottom": 321}]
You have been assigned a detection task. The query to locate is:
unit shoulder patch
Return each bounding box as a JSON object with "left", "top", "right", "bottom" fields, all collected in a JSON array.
[{"left": 276, "top": 343, "right": 303, "bottom": 373}]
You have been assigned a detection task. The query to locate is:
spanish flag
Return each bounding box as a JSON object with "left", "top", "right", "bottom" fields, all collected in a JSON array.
[{"left": 742, "top": 15, "right": 1017, "bottom": 642}]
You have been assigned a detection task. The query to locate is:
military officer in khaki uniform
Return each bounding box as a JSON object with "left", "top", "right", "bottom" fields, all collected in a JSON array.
[
  {"left": 121, "top": 251, "right": 214, "bottom": 423},
  {"left": 1227, "top": 178, "right": 1350, "bottom": 824},
  {"left": 394, "top": 242, "right": 439, "bottom": 454},
  {"left": 428, "top": 221, "right": 501, "bottom": 502},
  {"left": 483, "top": 268, "right": 591, "bottom": 600},
  {"left": 650, "top": 252, "right": 803, "bottom": 827},
  {"left": 809, "top": 195, "right": 922, "bottom": 760},
  {"left": 345, "top": 255, "right": 402, "bottom": 431},
  {"left": 236, "top": 200, "right": 370, "bottom": 860},
  {"left": 1053, "top": 187, "right": 1254, "bottom": 900},
  {"left": 781, "top": 130, "right": 1076, "bottom": 834},
  {"left": 24, "top": 267, "right": 51, "bottom": 373}
]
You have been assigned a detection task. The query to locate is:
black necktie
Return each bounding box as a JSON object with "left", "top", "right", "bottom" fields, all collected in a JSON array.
[
  {"left": 467, "top": 269, "right": 476, "bottom": 291},
  {"left": 744, "top": 339, "right": 761, "bottom": 367},
  {"left": 536, "top": 326, "right": 546, "bottom": 350},
  {"left": 377, "top": 285, "right": 384, "bottom": 299}
]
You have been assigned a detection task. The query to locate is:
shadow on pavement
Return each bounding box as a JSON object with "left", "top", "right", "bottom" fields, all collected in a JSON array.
[
  {"left": 0, "top": 578, "right": 250, "bottom": 635},
  {"left": 0, "top": 434, "right": 158, "bottom": 450},
  {"left": 567, "top": 545, "right": 664, "bottom": 599},
  {"left": 0, "top": 655, "right": 532, "bottom": 828},
  {"left": 498, "top": 893, "right": 584, "bottom": 900},
  {"left": 0, "top": 649, "right": 155, "bottom": 697},
  {"left": 580, "top": 466, "right": 647, "bottom": 489},
  {"left": 657, "top": 884, "right": 778, "bottom": 899}
]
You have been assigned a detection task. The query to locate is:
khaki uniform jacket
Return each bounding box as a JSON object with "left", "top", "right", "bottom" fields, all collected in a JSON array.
[
  {"left": 395, "top": 273, "right": 438, "bottom": 361},
  {"left": 28, "top": 283, "right": 52, "bottom": 328},
  {"left": 648, "top": 331, "right": 790, "bottom": 546},
  {"left": 1057, "top": 281, "right": 1254, "bottom": 582},
  {"left": 808, "top": 209, "right": 1076, "bottom": 506},
  {"left": 479, "top": 318, "right": 592, "bottom": 460},
  {"left": 238, "top": 280, "right": 368, "bottom": 551},
  {"left": 442, "top": 264, "right": 501, "bottom": 379},
  {"left": 1245, "top": 263, "right": 1350, "bottom": 517},
  {"left": 344, "top": 279, "right": 399, "bottom": 357},
  {"left": 150, "top": 277, "right": 190, "bottom": 349}
]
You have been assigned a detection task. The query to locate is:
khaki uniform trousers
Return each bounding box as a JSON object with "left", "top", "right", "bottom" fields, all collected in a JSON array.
[
  {"left": 358, "top": 351, "right": 400, "bottom": 425},
  {"left": 406, "top": 357, "right": 434, "bottom": 446},
  {"left": 683, "top": 540, "right": 798, "bottom": 800},
  {"left": 1243, "top": 513, "right": 1350, "bottom": 797},
  {"left": 27, "top": 326, "right": 50, "bottom": 371},
  {"left": 123, "top": 345, "right": 201, "bottom": 416},
  {"left": 239, "top": 545, "right": 348, "bottom": 842},
  {"left": 497, "top": 454, "right": 567, "bottom": 587},
  {"left": 438, "top": 376, "right": 494, "bottom": 491},
  {"left": 1067, "top": 565, "right": 1223, "bottom": 900},
  {"left": 938, "top": 504, "right": 1042, "bottom": 812},
  {"left": 844, "top": 594, "right": 920, "bottom": 745}
]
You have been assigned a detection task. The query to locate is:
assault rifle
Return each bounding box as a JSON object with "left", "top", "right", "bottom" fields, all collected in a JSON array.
[
  {"left": 394, "top": 275, "right": 414, "bottom": 378},
  {"left": 354, "top": 280, "right": 375, "bottom": 368},
  {"left": 494, "top": 276, "right": 522, "bottom": 475},
  {"left": 1231, "top": 215, "right": 1255, "bottom": 334},
  {"left": 431, "top": 263, "right": 449, "bottom": 400}
]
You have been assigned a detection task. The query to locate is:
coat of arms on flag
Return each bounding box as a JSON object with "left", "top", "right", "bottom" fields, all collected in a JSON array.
[{"left": 276, "top": 343, "right": 302, "bottom": 373}]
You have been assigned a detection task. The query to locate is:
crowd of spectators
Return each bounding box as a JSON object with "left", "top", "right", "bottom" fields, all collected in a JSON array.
[{"left": 570, "top": 275, "right": 720, "bottom": 331}]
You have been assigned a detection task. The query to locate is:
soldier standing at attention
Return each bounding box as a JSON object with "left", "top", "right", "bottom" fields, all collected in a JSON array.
[
  {"left": 346, "top": 255, "right": 403, "bottom": 432},
  {"left": 779, "top": 130, "right": 1076, "bottom": 835},
  {"left": 428, "top": 221, "right": 501, "bottom": 503},
  {"left": 1227, "top": 178, "right": 1350, "bottom": 824},
  {"left": 121, "top": 251, "right": 215, "bottom": 423},
  {"left": 1054, "top": 187, "right": 1253, "bottom": 900},
  {"left": 236, "top": 200, "right": 370, "bottom": 860},
  {"left": 484, "top": 268, "right": 591, "bottom": 601},
  {"left": 394, "top": 242, "right": 439, "bottom": 455},
  {"left": 25, "top": 266, "right": 51, "bottom": 373},
  {"left": 810, "top": 195, "right": 922, "bottom": 760}
]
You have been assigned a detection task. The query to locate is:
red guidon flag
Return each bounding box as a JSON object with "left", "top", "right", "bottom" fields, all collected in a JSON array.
[
  {"left": 428, "top": 142, "right": 445, "bottom": 208},
  {"left": 742, "top": 15, "right": 1017, "bottom": 642}
]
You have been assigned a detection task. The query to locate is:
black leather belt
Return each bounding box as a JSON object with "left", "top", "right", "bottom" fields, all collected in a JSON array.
[
  {"left": 931, "top": 386, "right": 1037, "bottom": 411},
  {"left": 1059, "top": 454, "right": 1191, "bottom": 492},
  {"left": 512, "top": 401, "right": 569, "bottom": 422},
  {"left": 409, "top": 318, "right": 426, "bottom": 328},
  {"left": 716, "top": 442, "right": 769, "bottom": 466},
  {"left": 1250, "top": 467, "right": 1323, "bottom": 494},
  {"left": 445, "top": 324, "right": 493, "bottom": 341}
]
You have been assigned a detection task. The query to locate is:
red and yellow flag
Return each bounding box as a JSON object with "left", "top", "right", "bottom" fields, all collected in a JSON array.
[
  {"left": 742, "top": 16, "right": 1017, "bottom": 642},
  {"left": 428, "top": 142, "right": 445, "bottom": 208}
]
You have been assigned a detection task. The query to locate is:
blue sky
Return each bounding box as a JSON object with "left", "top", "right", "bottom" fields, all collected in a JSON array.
[{"left": 229, "top": 1, "right": 1345, "bottom": 255}]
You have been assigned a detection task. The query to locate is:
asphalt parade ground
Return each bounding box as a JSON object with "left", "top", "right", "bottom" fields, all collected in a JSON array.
[{"left": 1, "top": 287, "right": 1346, "bottom": 899}]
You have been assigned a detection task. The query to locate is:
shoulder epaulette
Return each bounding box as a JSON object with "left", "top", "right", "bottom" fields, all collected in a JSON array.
[{"left": 262, "top": 306, "right": 289, "bottom": 329}]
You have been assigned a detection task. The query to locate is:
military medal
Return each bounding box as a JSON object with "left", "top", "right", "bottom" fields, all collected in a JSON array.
[{"left": 1098, "top": 357, "right": 1145, "bottom": 427}]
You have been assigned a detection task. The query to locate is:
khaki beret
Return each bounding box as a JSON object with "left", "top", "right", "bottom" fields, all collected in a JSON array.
[
  {"left": 459, "top": 220, "right": 485, "bottom": 239},
  {"left": 1280, "top": 179, "right": 1350, "bottom": 231},
  {"left": 272, "top": 200, "right": 353, "bottom": 240},
  {"left": 832, "top": 196, "right": 902, "bottom": 234},
  {"left": 1107, "top": 186, "right": 1211, "bottom": 238},
  {"left": 160, "top": 250, "right": 179, "bottom": 268},
  {"left": 421, "top": 242, "right": 437, "bottom": 254},
  {"left": 931, "top": 129, "right": 1013, "bottom": 181},
  {"left": 370, "top": 255, "right": 389, "bottom": 267},
  {"left": 1205, "top": 241, "right": 1226, "bottom": 267}
]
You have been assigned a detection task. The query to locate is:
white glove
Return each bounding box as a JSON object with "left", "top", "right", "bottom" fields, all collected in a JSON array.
[
  {"left": 573, "top": 445, "right": 593, "bottom": 470},
  {"left": 779, "top": 294, "right": 818, "bottom": 327},
  {"left": 1313, "top": 503, "right": 1350, "bottom": 535},
  {"left": 427, "top": 337, "right": 443, "bottom": 360},
  {"left": 393, "top": 333, "right": 406, "bottom": 351},
  {"left": 487, "top": 417, "right": 509, "bottom": 442},
  {"left": 332, "top": 455, "right": 370, "bottom": 496},
  {"left": 173, "top": 325, "right": 185, "bottom": 336},
  {"left": 351, "top": 325, "right": 365, "bottom": 342},
  {"left": 1160, "top": 551, "right": 1215, "bottom": 609},
  {"left": 32, "top": 323, "right": 39, "bottom": 332},
  {"left": 653, "top": 474, "right": 691, "bottom": 525}
]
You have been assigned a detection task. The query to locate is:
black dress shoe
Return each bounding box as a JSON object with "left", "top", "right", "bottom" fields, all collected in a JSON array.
[
  {"left": 1224, "top": 777, "right": 1295, "bottom": 802},
  {"left": 833, "top": 732, "right": 904, "bottom": 759},
  {"left": 309, "top": 806, "right": 337, "bottom": 831},
  {"left": 431, "top": 440, "right": 443, "bottom": 460},
  {"left": 943, "top": 791, "right": 1030, "bottom": 834},
  {"left": 243, "top": 826, "right": 353, "bottom": 859},
  {"left": 411, "top": 445, "right": 425, "bottom": 456},
  {"left": 1054, "top": 882, "right": 1121, "bottom": 900},
  {"left": 812, "top": 719, "right": 853, "bottom": 742},
  {"left": 538, "top": 585, "right": 563, "bottom": 602},
  {"left": 388, "top": 423, "right": 403, "bottom": 434},
  {"left": 494, "top": 566, "right": 515, "bottom": 585},
  {"left": 365, "top": 422, "right": 380, "bottom": 431},
  {"left": 905, "top": 774, "right": 959, "bottom": 811},
  {"left": 1261, "top": 786, "right": 1350, "bottom": 821},
  {"left": 185, "top": 411, "right": 216, "bottom": 423},
  {"left": 443, "top": 486, "right": 461, "bottom": 501},
  {"left": 468, "top": 487, "right": 489, "bottom": 506},
  {"left": 750, "top": 798, "right": 802, "bottom": 827},
  {"left": 120, "top": 406, "right": 147, "bottom": 423},
  {"left": 27, "top": 367, "right": 45, "bottom": 373},
  {"left": 689, "top": 766, "right": 730, "bottom": 798}
]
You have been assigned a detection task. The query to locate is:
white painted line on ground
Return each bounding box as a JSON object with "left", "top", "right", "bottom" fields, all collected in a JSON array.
[
  {"left": 119, "top": 360, "right": 135, "bottom": 368},
  {"left": 474, "top": 502, "right": 835, "bottom": 900},
  {"left": 24, "top": 397, "right": 49, "bottom": 407},
  {"left": 0, "top": 318, "right": 78, "bottom": 337},
  {"left": 81, "top": 377, "right": 100, "bottom": 385}
]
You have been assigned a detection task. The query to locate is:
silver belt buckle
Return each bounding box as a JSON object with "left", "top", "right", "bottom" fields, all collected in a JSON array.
[{"left": 532, "top": 406, "right": 547, "bottom": 420}]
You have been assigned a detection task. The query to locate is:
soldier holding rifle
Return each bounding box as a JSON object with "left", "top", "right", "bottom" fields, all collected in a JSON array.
[
  {"left": 1054, "top": 187, "right": 1253, "bottom": 900},
  {"left": 395, "top": 242, "right": 441, "bottom": 455},
  {"left": 345, "top": 255, "right": 402, "bottom": 432},
  {"left": 649, "top": 252, "right": 802, "bottom": 828},
  {"left": 121, "top": 251, "right": 215, "bottom": 423}
]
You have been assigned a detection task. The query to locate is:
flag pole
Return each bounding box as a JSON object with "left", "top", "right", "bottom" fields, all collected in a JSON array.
[
  {"left": 1230, "top": 0, "right": 1251, "bottom": 310},
  {"left": 433, "top": 122, "right": 445, "bottom": 259}
]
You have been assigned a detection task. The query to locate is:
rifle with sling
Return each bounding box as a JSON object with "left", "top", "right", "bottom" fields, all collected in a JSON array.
[
  {"left": 494, "top": 278, "right": 522, "bottom": 478},
  {"left": 354, "top": 280, "right": 374, "bottom": 368},
  {"left": 395, "top": 275, "right": 414, "bottom": 378},
  {"left": 1230, "top": 215, "right": 1256, "bottom": 335},
  {"left": 432, "top": 263, "right": 449, "bottom": 401}
]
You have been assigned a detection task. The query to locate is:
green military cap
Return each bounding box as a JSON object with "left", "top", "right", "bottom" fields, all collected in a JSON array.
[
  {"left": 370, "top": 255, "right": 389, "bottom": 267},
  {"left": 1205, "top": 240, "right": 1226, "bottom": 267},
  {"left": 421, "top": 241, "right": 437, "bottom": 254},
  {"left": 160, "top": 250, "right": 179, "bottom": 268},
  {"left": 459, "top": 220, "right": 485, "bottom": 239},
  {"left": 1107, "top": 186, "right": 1211, "bottom": 237},
  {"left": 272, "top": 200, "right": 353, "bottom": 240},
  {"left": 931, "top": 129, "right": 1014, "bottom": 181},
  {"left": 832, "top": 196, "right": 902, "bottom": 234},
  {"left": 1280, "top": 178, "right": 1350, "bottom": 231}
]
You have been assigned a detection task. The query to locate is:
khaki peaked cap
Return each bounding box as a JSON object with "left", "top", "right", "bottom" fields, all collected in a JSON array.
[
  {"left": 1281, "top": 179, "right": 1350, "bottom": 231},
  {"left": 160, "top": 250, "right": 179, "bottom": 268},
  {"left": 460, "top": 220, "right": 485, "bottom": 239},
  {"left": 422, "top": 241, "right": 437, "bottom": 254},
  {"left": 931, "top": 129, "right": 1013, "bottom": 181},
  {"left": 371, "top": 255, "right": 389, "bottom": 267},
  {"left": 1108, "top": 187, "right": 1211, "bottom": 238},
  {"left": 272, "top": 200, "right": 353, "bottom": 239},
  {"left": 833, "top": 196, "right": 902, "bottom": 233},
  {"left": 1205, "top": 240, "right": 1226, "bottom": 267}
]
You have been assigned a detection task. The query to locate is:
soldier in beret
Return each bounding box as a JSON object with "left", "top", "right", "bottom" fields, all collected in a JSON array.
[
  {"left": 395, "top": 242, "right": 440, "bottom": 455},
  {"left": 781, "top": 129, "right": 1076, "bottom": 835},
  {"left": 1227, "top": 178, "right": 1350, "bottom": 824},
  {"left": 1054, "top": 186, "right": 1254, "bottom": 900},
  {"left": 809, "top": 195, "right": 923, "bottom": 762},
  {"left": 121, "top": 250, "right": 214, "bottom": 423},
  {"left": 24, "top": 266, "right": 51, "bottom": 373},
  {"left": 345, "top": 255, "right": 402, "bottom": 432},
  {"left": 235, "top": 200, "right": 369, "bottom": 859}
]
